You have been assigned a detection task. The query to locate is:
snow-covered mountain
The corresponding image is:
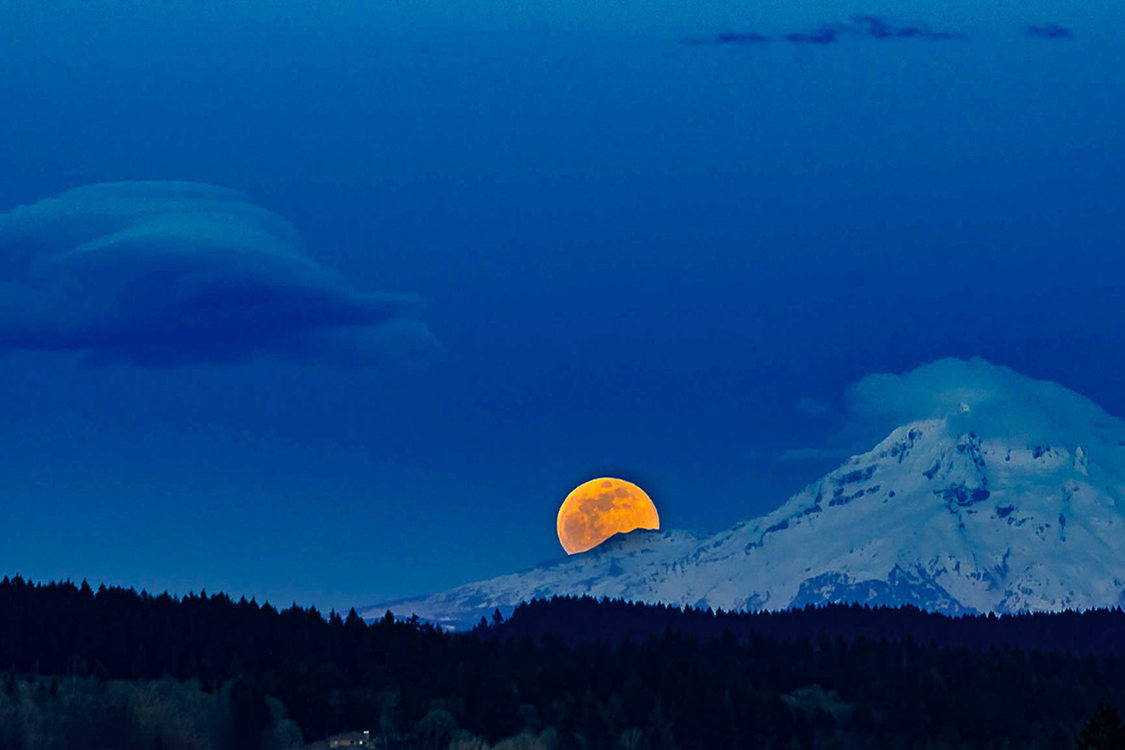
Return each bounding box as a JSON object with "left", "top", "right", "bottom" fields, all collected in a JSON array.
[{"left": 362, "top": 359, "right": 1125, "bottom": 629}]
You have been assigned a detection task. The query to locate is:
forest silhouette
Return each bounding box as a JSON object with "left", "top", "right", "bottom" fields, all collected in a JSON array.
[{"left": 2, "top": 576, "right": 1125, "bottom": 749}]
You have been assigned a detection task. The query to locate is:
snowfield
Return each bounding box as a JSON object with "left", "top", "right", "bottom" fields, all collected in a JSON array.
[{"left": 362, "top": 359, "right": 1125, "bottom": 629}]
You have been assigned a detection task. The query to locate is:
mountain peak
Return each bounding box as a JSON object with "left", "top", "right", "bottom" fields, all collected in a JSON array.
[
  {"left": 847, "top": 358, "right": 1125, "bottom": 451},
  {"left": 364, "top": 360, "right": 1125, "bottom": 628}
]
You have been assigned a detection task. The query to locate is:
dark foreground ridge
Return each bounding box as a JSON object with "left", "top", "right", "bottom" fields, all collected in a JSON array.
[
  {"left": 489, "top": 594, "right": 1125, "bottom": 653},
  {"left": 3, "top": 576, "right": 1125, "bottom": 749}
]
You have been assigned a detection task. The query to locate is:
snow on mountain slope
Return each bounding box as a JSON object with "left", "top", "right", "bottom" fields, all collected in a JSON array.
[
  {"left": 362, "top": 359, "right": 1125, "bottom": 628},
  {"left": 366, "top": 530, "right": 704, "bottom": 629}
]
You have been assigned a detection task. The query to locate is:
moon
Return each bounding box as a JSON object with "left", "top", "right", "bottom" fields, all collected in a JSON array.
[{"left": 557, "top": 477, "right": 660, "bottom": 555}]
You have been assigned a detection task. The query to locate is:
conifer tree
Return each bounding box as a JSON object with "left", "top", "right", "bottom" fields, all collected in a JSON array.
[{"left": 1076, "top": 702, "right": 1125, "bottom": 749}]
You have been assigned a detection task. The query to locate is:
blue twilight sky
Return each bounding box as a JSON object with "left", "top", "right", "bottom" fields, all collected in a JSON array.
[{"left": 0, "top": 0, "right": 1121, "bottom": 611}]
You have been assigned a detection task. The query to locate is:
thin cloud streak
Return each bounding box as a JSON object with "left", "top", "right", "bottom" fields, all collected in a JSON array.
[
  {"left": 1026, "top": 23, "right": 1073, "bottom": 39},
  {"left": 686, "top": 14, "right": 964, "bottom": 48}
]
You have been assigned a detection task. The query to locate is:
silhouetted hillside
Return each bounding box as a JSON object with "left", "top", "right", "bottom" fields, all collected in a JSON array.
[
  {"left": 4, "top": 576, "right": 1125, "bottom": 749},
  {"left": 488, "top": 594, "right": 1125, "bottom": 653}
]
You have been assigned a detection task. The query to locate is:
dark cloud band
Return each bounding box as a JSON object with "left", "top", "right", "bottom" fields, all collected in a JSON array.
[
  {"left": 0, "top": 181, "right": 438, "bottom": 367},
  {"left": 685, "top": 15, "right": 963, "bottom": 47},
  {"left": 1026, "top": 23, "right": 1073, "bottom": 39}
]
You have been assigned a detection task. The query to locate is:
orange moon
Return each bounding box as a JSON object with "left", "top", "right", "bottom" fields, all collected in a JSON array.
[{"left": 557, "top": 477, "right": 660, "bottom": 555}]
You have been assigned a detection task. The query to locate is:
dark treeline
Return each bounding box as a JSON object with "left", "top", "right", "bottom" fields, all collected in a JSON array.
[
  {"left": 491, "top": 595, "right": 1125, "bottom": 653},
  {"left": 3, "top": 576, "right": 1125, "bottom": 749}
]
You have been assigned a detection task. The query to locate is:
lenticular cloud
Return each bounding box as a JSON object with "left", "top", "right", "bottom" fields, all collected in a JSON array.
[{"left": 0, "top": 181, "right": 437, "bottom": 366}]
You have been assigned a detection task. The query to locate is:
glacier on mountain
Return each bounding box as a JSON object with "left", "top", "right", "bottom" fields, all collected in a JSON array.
[{"left": 362, "top": 359, "right": 1125, "bottom": 628}]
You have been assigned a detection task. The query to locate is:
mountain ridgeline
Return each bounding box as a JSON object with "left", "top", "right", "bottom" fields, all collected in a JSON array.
[
  {"left": 374, "top": 360, "right": 1125, "bottom": 629},
  {"left": 4, "top": 576, "right": 1125, "bottom": 748}
]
